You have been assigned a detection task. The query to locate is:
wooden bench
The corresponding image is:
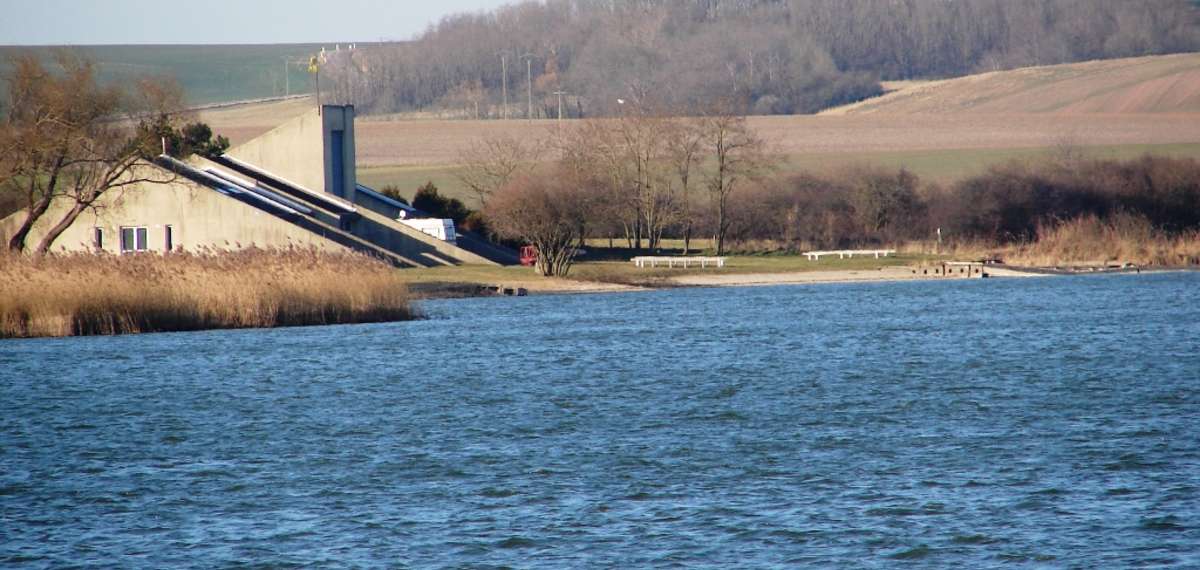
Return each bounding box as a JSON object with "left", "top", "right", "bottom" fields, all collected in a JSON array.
[
  {"left": 632, "top": 256, "right": 727, "bottom": 269},
  {"left": 802, "top": 249, "right": 897, "bottom": 261}
]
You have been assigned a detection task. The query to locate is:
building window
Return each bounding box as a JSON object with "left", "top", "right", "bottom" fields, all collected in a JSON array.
[
  {"left": 94, "top": 228, "right": 104, "bottom": 250},
  {"left": 164, "top": 225, "right": 174, "bottom": 252},
  {"left": 120, "top": 226, "right": 148, "bottom": 253}
]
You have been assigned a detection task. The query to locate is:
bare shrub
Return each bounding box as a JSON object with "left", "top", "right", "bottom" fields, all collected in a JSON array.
[{"left": 485, "top": 167, "right": 592, "bottom": 277}]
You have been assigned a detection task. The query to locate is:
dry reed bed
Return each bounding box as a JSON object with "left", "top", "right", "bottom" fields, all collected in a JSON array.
[
  {"left": 0, "top": 249, "right": 417, "bottom": 339},
  {"left": 733, "top": 214, "right": 1200, "bottom": 268},
  {"left": 896, "top": 215, "right": 1200, "bottom": 267},
  {"left": 1002, "top": 214, "right": 1200, "bottom": 267}
]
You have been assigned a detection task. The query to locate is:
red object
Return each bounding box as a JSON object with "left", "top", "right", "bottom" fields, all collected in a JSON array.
[{"left": 519, "top": 245, "right": 538, "bottom": 267}]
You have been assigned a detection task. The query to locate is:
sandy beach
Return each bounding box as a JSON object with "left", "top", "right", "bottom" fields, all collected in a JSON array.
[
  {"left": 667, "top": 265, "right": 1044, "bottom": 289},
  {"left": 425, "top": 265, "right": 1047, "bottom": 299},
  {"left": 410, "top": 264, "right": 1178, "bottom": 300}
]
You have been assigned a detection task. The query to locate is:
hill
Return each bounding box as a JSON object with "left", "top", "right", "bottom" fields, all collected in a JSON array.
[
  {"left": 198, "top": 97, "right": 316, "bottom": 144},
  {"left": 0, "top": 44, "right": 327, "bottom": 106},
  {"left": 316, "top": 0, "right": 1200, "bottom": 117},
  {"left": 821, "top": 53, "right": 1200, "bottom": 115}
]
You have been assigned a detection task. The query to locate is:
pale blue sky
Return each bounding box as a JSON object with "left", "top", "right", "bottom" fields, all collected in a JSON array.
[{"left": 1, "top": 0, "right": 513, "bottom": 45}]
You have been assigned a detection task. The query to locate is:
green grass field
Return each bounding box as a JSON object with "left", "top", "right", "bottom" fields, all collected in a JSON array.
[
  {"left": 0, "top": 44, "right": 326, "bottom": 106},
  {"left": 356, "top": 164, "right": 474, "bottom": 205}
]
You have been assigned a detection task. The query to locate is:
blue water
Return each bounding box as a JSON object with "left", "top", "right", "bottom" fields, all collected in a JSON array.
[{"left": 2, "top": 273, "right": 1198, "bottom": 567}]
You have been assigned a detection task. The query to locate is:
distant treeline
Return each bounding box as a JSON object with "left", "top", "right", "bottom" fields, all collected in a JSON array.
[
  {"left": 732, "top": 155, "right": 1200, "bottom": 249},
  {"left": 322, "top": 0, "right": 1200, "bottom": 116}
]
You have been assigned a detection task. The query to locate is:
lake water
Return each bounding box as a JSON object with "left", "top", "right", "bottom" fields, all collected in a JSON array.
[{"left": 2, "top": 273, "right": 1198, "bottom": 568}]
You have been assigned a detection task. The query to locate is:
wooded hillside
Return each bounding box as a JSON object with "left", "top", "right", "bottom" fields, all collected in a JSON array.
[{"left": 321, "top": 0, "right": 1200, "bottom": 117}]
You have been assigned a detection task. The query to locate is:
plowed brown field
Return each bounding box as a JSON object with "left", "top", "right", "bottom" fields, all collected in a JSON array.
[
  {"left": 201, "top": 54, "right": 1200, "bottom": 190},
  {"left": 346, "top": 114, "right": 1200, "bottom": 167},
  {"left": 822, "top": 53, "right": 1200, "bottom": 115},
  {"left": 204, "top": 107, "right": 1200, "bottom": 169}
]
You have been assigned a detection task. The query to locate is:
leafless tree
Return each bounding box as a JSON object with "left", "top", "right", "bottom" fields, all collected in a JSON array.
[
  {"left": 1, "top": 51, "right": 214, "bottom": 254},
  {"left": 556, "top": 107, "right": 684, "bottom": 251},
  {"left": 666, "top": 117, "right": 706, "bottom": 254},
  {"left": 558, "top": 119, "right": 637, "bottom": 247},
  {"left": 699, "top": 108, "right": 768, "bottom": 255},
  {"left": 485, "top": 166, "right": 592, "bottom": 276},
  {"left": 455, "top": 133, "right": 546, "bottom": 206}
]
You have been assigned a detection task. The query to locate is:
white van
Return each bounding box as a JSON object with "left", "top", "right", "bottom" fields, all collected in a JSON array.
[{"left": 399, "top": 218, "right": 457, "bottom": 245}]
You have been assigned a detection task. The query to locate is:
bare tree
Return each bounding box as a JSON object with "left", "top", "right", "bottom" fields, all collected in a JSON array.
[
  {"left": 2, "top": 52, "right": 118, "bottom": 252},
  {"left": 1, "top": 51, "right": 221, "bottom": 254},
  {"left": 666, "top": 117, "right": 706, "bottom": 254},
  {"left": 617, "top": 110, "right": 678, "bottom": 251},
  {"left": 455, "top": 133, "right": 545, "bottom": 206},
  {"left": 485, "top": 166, "right": 591, "bottom": 276},
  {"left": 557, "top": 108, "right": 682, "bottom": 251},
  {"left": 700, "top": 108, "right": 767, "bottom": 255},
  {"left": 558, "top": 119, "right": 637, "bottom": 247}
]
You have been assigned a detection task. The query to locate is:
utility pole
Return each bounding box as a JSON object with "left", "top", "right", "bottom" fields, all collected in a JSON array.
[
  {"left": 284, "top": 59, "right": 289, "bottom": 96},
  {"left": 308, "top": 55, "right": 321, "bottom": 113},
  {"left": 554, "top": 90, "right": 567, "bottom": 123},
  {"left": 500, "top": 54, "right": 508, "bottom": 120}
]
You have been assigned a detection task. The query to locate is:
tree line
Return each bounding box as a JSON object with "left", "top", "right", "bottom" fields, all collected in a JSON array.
[
  {"left": 449, "top": 102, "right": 766, "bottom": 275},
  {"left": 321, "top": 0, "right": 1200, "bottom": 117},
  {"left": 469, "top": 110, "right": 1200, "bottom": 275},
  {"left": 738, "top": 154, "right": 1200, "bottom": 248}
]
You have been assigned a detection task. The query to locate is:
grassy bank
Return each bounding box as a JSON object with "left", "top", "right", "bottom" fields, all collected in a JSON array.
[{"left": 0, "top": 249, "right": 418, "bottom": 339}]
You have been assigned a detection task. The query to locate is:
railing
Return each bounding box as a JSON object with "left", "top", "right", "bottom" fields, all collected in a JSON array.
[
  {"left": 632, "top": 256, "right": 727, "bottom": 268},
  {"left": 802, "top": 249, "right": 897, "bottom": 261}
]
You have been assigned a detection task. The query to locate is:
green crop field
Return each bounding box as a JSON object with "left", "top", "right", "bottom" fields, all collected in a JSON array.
[
  {"left": 0, "top": 44, "right": 331, "bottom": 106},
  {"left": 356, "top": 164, "right": 473, "bottom": 205}
]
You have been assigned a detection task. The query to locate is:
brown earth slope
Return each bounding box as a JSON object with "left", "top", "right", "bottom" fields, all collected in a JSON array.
[
  {"left": 341, "top": 114, "right": 1199, "bottom": 168},
  {"left": 198, "top": 97, "right": 314, "bottom": 145},
  {"left": 200, "top": 55, "right": 1200, "bottom": 177},
  {"left": 822, "top": 53, "right": 1200, "bottom": 115}
]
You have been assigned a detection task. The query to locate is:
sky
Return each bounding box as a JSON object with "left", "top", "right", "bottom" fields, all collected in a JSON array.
[{"left": 1, "top": 0, "right": 513, "bottom": 45}]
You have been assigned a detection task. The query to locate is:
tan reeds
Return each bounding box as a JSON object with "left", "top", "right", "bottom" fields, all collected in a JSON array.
[
  {"left": 1002, "top": 214, "right": 1200, "bottom": 267},
  {"left": 0, "top": 248, "right": 418, "bottom": 339}
]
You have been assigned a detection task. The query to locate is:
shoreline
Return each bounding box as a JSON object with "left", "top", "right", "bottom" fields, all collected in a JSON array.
[
  {"left": 665, "top": 265, "right": 1046, "bottom": 289},
  {"left": 8, "top": 264, "right": 1187, "bottom": 339},
  {"left": 414, "top": 265, "right": 1044, "bottom": 300},
  {"left": 416, "top": 264, "right": 1195, "bottom": 300}
]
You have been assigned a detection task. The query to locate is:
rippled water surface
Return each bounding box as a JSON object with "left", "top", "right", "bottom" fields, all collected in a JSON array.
[{"left": 3, "top": 273, "right": 1199, "bottom": 567}]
